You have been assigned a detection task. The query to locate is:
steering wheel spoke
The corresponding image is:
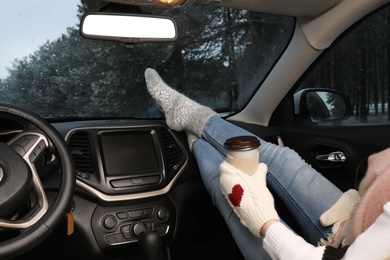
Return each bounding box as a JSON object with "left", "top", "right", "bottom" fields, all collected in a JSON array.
[
  {"left": 0, "top": 132, "right": 50, "bottom": 230},
  {"left": 8, "top": 132, "right": 49, "bottom": 164}
]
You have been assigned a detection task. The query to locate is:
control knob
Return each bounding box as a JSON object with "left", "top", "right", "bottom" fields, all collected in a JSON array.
[
  {"left": 156, "top": 208, "right": 169, "bottom": 222},
  {"left": 102, "top": 215, "right": 117, "bottom": 230},
  {"left": 132, "top": 221, "right": 147, "bottom": 237}
]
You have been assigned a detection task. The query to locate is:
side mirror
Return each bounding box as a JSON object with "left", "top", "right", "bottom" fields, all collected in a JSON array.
[
  {"left": 294, "top": 89, "right": 352, "bottom": 123},
  {"left": 80, "top": 12, "right": 178, "bottom": 43}
]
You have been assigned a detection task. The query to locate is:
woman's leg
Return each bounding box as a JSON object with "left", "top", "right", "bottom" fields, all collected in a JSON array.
[
  {"left": 200, "top": 116, "right": 343, "bottom": 244},
  {"left": 193, "top": 138, "right": 272, "bottom": 260},
  {"left": 144, "top": 68, "right": 342, "bottom": 244}
]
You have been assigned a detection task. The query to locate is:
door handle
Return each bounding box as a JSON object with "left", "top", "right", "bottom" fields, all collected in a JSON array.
[{"left": 315, "top": 151, "right": 346, "bottom": 163}]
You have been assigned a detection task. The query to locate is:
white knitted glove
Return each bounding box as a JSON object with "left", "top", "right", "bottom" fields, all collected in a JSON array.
[
  {"left": 220, "top": 161, "right": 279, "bottom": 237},
  {"left": 318, "top": 189, "right": 360, "bottom": 246},
  {"left": 320, "top": 189, "right": 360, "bottom": 227}
]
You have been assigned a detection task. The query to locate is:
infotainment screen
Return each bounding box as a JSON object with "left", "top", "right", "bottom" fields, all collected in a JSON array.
[{"left": 100, "top": 132, "right": 160, "bottom": 176}]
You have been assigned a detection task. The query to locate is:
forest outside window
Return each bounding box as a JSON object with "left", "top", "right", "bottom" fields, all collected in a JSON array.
[{"left": 0, "top": 1, "right": 295, "bottom": 120}]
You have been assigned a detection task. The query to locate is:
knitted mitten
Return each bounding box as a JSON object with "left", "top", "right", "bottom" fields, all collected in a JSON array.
[
  {"left": 145, "top": 68, "right": 217, "bottom": 137},
  {"left": 320, "top": 189, "right": 360, "bottom": 227},
  {"left": 220, "top": 161, "right": 279, "bottom": 237},
  {"left": 319, "top": 189, "right": 360, "bottom": 247}
]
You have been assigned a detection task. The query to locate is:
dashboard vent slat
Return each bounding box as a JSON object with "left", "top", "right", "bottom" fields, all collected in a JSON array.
[
  {"left": 160, "top": 128, "right": 183, "bottom": 173},
  {"left": 68, "top": 132, "right": 94, "bottom": 174}
]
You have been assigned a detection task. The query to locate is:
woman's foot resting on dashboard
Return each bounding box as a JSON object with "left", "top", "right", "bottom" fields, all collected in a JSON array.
[{"left": 145, "top": 68, "right": 217, "bottom": 137}]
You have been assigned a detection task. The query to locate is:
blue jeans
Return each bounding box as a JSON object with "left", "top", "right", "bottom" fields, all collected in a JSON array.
[{"left": 192, "top": 116, "right": 343, "bottom": 259}]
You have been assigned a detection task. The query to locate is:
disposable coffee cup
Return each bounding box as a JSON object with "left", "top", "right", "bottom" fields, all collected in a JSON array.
[{"left": 224, "top": 136, "right": 260, "bottom": 176}]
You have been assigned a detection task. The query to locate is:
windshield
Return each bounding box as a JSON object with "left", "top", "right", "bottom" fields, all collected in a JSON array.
[{"left": 0, "top": 0, "right": 294, "bottom": 120}]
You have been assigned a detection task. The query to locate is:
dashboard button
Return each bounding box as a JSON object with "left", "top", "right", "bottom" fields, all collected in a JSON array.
[
  {"left": 110, "top": 178, "right": 133, "bottom": 188},
  {"left": 116, "top": 212, "right": 128, "bottom": 219},
  {"left": 144, "top": 208, "right": 153, "bottom": 216},
  {"left": 131, "top": 178, "right": 143, "bottom": 186},
  {"left": 105, "top": 233, "right": 126, "bottom": 244},
  {"left": 114, "top": 233, "right": 126, "bottom": 243},
  {"left": 76, "top": 171, "right": 90, "bottom": 179},
  {"left": 105, "top": 234, "right": 117, "bottom": 244},
  {"left": 142, "top": 176, "right": 160, "bottom": 185},
  {"left": 128, "top": 209, "right": 143, "bottom": 218},
  {"left": 120, "top": 225, "right": 132, "bottom": 239}
]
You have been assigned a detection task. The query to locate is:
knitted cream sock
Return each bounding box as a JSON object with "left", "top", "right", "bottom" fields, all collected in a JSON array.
[{"left": 145, "top": 68, "right": 217, "bottom": 137}]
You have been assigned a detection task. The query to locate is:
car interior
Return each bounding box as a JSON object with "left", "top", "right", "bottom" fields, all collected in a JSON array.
[{"left": 1, "top": 0, "right": 390, "bottom": 259}]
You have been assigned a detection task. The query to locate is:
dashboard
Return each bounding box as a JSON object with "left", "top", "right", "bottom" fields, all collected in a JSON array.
[{"left": 30, "top": 119, "right": 282, "bottom": 258}]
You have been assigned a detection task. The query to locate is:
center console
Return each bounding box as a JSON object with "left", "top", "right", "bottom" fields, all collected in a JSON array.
[
  {"left": 65, "top": 122, "right": 187, "bottom": 252},
  {"left": 91, "top": 196, "right": 176, "bottom": 254}
]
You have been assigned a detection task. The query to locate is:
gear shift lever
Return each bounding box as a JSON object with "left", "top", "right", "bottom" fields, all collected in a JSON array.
[{"left": 138, "top": 230, "right": 162, "bottom": 260}]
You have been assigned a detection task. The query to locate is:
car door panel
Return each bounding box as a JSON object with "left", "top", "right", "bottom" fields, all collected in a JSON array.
[{"left": 271, "top": 125, "right": 390, "bottom": 191}]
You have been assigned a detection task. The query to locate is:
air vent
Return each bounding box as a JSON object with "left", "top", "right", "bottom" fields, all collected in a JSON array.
[
  {"left": 68, "top": 132, "right": 94, "bottom": 174},
  {"left": 160, "top": 128, "right": 184, "bottom": 174}
]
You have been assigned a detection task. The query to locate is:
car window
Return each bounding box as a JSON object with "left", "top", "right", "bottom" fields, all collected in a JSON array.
[
  {"left": 294, "top": 4, "right": 390, "bottom": 126},
  {"left": 0, "top": 0, "right": 295, "bottom": 120}
]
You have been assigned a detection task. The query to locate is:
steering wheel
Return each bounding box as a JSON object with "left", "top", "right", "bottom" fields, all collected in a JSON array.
[{"left": 0, "top": 104, "right": 75, "bottom": 259}]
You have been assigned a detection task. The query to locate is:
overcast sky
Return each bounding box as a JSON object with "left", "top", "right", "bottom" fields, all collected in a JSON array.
[{"left": 0, "top": 0, "right": 80, "bottom": 79}]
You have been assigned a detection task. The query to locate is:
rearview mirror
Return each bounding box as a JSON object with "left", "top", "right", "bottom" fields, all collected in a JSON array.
[{"left": 80, "top": 13, "right": 178, "bottom": 43}]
